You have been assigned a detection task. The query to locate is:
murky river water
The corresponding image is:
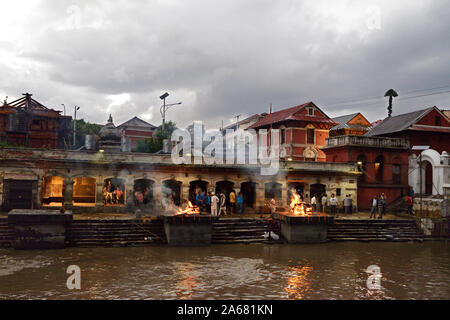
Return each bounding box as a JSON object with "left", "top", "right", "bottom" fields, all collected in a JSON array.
[{"left": 0, "top": 242, "right": 449, "bottom": 300}]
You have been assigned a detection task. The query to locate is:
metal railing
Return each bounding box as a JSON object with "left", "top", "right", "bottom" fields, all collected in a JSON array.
[{"left": 325, "top": 135, "right": 409, "bottom": 149}]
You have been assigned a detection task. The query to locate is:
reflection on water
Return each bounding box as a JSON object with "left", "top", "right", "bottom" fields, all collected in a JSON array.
[
  {"left": 285, "top": 264, "right": 313, "bottom": 300},
  {"left": 0, "top": 242, "right": 449, "bottom": 300}
]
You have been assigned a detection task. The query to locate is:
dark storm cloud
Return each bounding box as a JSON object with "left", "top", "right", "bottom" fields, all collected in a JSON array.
[{"left": 1, "top": 0, "right": 449, "bottom": 128}]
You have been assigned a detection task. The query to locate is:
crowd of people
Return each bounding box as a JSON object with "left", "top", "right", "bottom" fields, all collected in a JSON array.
[
  {"left": 192, "top": 190, "right": 245, "bottom": 217},
  {"left": 103, "top": 180, "right": 124, "bottom": 205}
]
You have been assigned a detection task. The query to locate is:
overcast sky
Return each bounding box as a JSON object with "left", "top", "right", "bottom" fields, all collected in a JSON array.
[{"left": 1, "top": 0, "right": 449, "bottom": 129}]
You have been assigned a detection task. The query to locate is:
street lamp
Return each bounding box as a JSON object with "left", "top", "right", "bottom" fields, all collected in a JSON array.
[
  {"left": 412, "top": 145, "right": 430, "bottom": 216},
  {"left": 159, "top": 92, "right": 181, "bottom": 129},
  {"left": 73, "top": 105, "right": 80, "bottom": 148}
]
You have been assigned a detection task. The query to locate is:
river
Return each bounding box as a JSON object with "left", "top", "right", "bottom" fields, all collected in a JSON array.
[{"left": 0, "top": 242, "right": 449, "bottom": 300}]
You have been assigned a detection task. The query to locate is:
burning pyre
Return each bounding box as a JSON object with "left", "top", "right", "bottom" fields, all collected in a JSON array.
[
  {"left": 175, "top": 201, "right": 200, "bottom": 215},
  {"left": 289, "top": 192, "right": 313, "bottom": 216}
]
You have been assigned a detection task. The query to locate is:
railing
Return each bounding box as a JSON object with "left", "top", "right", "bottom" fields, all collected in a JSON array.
[{"left": 325, "top": 135, "right": 409, "bottom": 149}]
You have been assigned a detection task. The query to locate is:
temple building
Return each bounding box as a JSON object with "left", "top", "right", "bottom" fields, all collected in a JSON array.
[
  {"left": 117, "top": 116, "right": 157, "bottom": 150},
  {"left": 248, "top": 102, "right": 337, "bottom": 162},
  {"left": 0, "top": 146, "right": 359, "bottom": 213},
  {"left": 329, "top": 112, "right": 372, "bottom": 137},
  {"left": 0, "top": 93, "right": 71, "bottom": 149},
  {"left": 98, "top": 115, "right": 122, "bottom": 153},
  {"left": 324, "top": 106, "right": 450, "bottom": 208}
]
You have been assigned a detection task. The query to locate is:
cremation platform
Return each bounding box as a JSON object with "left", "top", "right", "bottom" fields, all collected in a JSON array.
[
  {"left": 8, "top": 209, "right": 73, "bottom": 249},
  {"left": 275, "top": 212, "right": 334, "bottom": 244},
  {"left": 160, "top": 214, "right": 214, "bottom": 246}
]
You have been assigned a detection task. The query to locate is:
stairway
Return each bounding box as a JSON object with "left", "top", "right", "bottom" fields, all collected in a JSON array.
[
  {"left": 327, "top": 219, "right": 424, "bottom": 242},
  {"left": 212, "top": 218, "right": 272, "bottom": 244},
  {"left": 0, "top": 218, "right": 13, "bottom": 248},
  {"left": 66, "top": 219, "right": 167, "bottom": 247}
]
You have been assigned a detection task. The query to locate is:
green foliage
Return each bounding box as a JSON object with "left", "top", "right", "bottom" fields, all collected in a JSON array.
[
  {"left": 133, "top": 121, "right": 177, "bottom": 153},
  {"left": 72, "top": 119, "right": 102, "bottom": 149}
]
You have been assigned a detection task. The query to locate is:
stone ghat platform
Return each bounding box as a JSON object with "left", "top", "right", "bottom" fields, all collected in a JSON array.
[
  {"left": 0, "top": 216, "right": 427, "bottom": 249},
  {"left": 160, "top": 214, "right": 216, "bottom": 246},
  {"left": 274, "top": 212, "right": 334, "bottom": 244}
]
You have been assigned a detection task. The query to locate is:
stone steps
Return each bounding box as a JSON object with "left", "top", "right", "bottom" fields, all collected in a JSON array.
[
  {"left": 66, "top": 219, "right": 167, "bottom": 247},
  {"left": 327, "top": 219, "right": 423, "bottom": 242},
  {"left": 0, "top": 219, "right": 13, "bottom": 248},
  {"left": 211, "top": 218, "right": 272, "bottom": 244}
]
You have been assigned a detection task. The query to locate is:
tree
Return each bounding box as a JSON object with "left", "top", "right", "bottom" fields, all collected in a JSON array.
[
  {"left": 71, "top": 119, "right": 102, "bottom": 149},
  {"left": 384, "top": 89, "right": 398, "bottom": 117},
  {"left": 133, "top": 121, "right": 177, "bottom": 153}
]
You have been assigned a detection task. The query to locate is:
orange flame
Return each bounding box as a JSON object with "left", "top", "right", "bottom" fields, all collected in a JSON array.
[
  {"left": 176, "top": 201, "right": 200, "bottom": 215},
  {"left": 290, "top": 193, "right": 312, "bottom": 216}
]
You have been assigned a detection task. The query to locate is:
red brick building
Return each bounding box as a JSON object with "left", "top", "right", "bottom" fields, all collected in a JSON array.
[
  {"left": 117, "top": 116, "right": 157, "bottom": 149},
  {"left": 248, "top": 102, "right": 337, "bottom": 161},
  {"left": 324, "top": 106, "right": 450, "bottom": 209},
  {"left": 0, "top": 93, "right": 71, "bottom": 149}
]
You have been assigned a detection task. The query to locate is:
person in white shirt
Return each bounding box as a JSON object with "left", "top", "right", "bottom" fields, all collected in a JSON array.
[
  {"left": 321, "top": 193, "right": 327, "bottom": 212},
  {"left": 311, "top": 195, "right": 317, "bottom": 212},
  {"left": 210, "top": 192, "right": 219, "bottom": 216},
  {"left": 330, "top": 194, "right": 338, "bottom": 215}
]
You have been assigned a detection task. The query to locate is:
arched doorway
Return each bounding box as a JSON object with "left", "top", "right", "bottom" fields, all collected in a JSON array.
[
  {"left": 73, "top": 177, "right": 96, "bottom": 206},
  {"left": 215, "top": 181, "right": 235, "bottom": 205},
  {"left": 104, "top": 178, "right": 125, "bottom": 205},
  {"left": 42, "top": 176, "right": 64, "bottom": 206},
  {"left": 189, "top": 180, "right": 209, "bottom": 203},
  {"left": 265, "top": 182, "right": 282, "bottom": 200},
  {"left": 424, "top": 160, "right": 433, "bottom": 195},
  {"left": 375, "top": 155, "right": 384, "bottom": 182},
  {"left": 356, "top": 154, "right": 367, "bottom": 182},
  {"left": 310, "top": 183, "right": 326, "bottom": 199},
  {"left": 240, "top": 182, "right": 256, "bottom": 207},
  {"left": 134, "top": 179, "right": 154, "bottom": 207},
  {"left": 162, "top": 179, "right": 181, "bottom": 206},
  {"left": 287, "top": 181, "right": 305, "bottom": 205}
]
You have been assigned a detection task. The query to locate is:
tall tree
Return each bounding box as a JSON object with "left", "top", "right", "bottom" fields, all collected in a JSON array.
[
  {"left": 384, "top": 89, "right": 398, "bottom": 117},
  {"left": 134, "top": 121, "right": 177, "bottom": 153}
]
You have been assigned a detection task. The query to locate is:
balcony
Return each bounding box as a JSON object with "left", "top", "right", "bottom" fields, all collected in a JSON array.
[{"left": 324, "top": 135, "right": 410, "bottom": 149}]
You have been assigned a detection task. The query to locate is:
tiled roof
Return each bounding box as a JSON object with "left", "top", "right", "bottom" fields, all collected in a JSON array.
[
  {"left": 248, "top": 102, "right": 336, "bottom": 129},
  {"left": 365, "top": 107, "right": 434, "bottom": 137},
  {"left": 118, "top": 116, "right": 156, "bottom": 129},
  {"left": 332, "top": 113, "right": 360, "bottom": 124}
]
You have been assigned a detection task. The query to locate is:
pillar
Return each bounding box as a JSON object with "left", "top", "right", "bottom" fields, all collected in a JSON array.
[{"left": 63, "top": 178, "right": 74, "bottom": 208}]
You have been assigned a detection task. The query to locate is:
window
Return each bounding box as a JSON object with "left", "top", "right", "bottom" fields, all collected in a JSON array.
[
  {"left": 435, "top": 116, "right": 442, "bottom": 126},
  {"left": 374, "top": 155, "right": 384, "bottom": 182},
  {"left": 392, "top": 164, "right": 401, "bottom": 184},
  {"left": 336, "top": 188, "right": 341, "bottom": 196},
  {"left": 280, "top": 128, "right": 285, "bottom": 144},
  {"left": 307, "top": 128, "right": 315, "bottom": 144},
  {"left": 308, "top": 108, "right": 314, "bottom": 116}
]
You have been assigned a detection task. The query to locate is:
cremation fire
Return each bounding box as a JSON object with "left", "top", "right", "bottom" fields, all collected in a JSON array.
[
  {"left": 176, "top": 201, "right": 200, "bottom": 215},
  {"left": 289, "top": 193, "right": 313, "bottom": 216}
]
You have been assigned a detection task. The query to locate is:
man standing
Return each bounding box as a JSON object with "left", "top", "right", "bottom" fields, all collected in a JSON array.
[
  {"left": 311, "top": 195, "right": 317, "bottom": 212},
  {"left": 343, "top": 195, "right": 351, "bottom": 214},
  {"left": 219, "top": 193, "right": 227, "bottom": 216},
  {"left": 406, "top": 194, "right": 413, "bottom": 215},
  {"left": 370, "top": 195, "right": 378, "bottom": 219},
  {"left": 229, "top": 190, "right": 236, "bottom": 215},
  {"left": 236, "top": 192, "right": 244, "bottom": 216},
  {"left": 330, "top": 194, "right": 338, "bottom": 215},
  {"left": 321, "top": 193, "right": 327, "bottom": 213},
  {"left": 210, "top": 192, "right": 219, "bottom": 216},
  {"left": 378, "top": 194, "right": 386, "bottom": 219}
]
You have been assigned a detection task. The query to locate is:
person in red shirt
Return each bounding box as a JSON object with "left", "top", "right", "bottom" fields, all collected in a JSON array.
[{"left": 406, "top": 195, "right": 413, "bottom": 215}]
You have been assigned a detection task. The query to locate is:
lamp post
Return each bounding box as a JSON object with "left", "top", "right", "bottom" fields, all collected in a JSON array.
[
  {"left": 159, "top": 92, "right": 181, "bottom": 130},
  {"left": 73, "top": 105, "right": 80, "bottom": 148},
  {"left": 412, "top": 145, "right": 429, "bottom": 216}
]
